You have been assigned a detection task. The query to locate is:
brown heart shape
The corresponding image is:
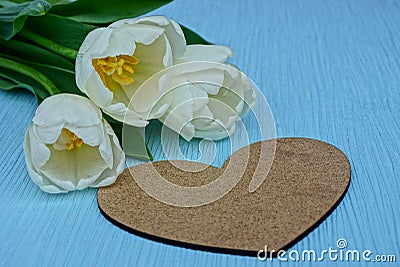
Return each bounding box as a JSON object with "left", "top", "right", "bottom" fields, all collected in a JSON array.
[{"left": 97, "top": 138, "right": 350, "bottom": 256}]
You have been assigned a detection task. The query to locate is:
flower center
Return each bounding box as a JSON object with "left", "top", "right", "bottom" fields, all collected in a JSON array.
[
  {"left": 53, "top": 128, "right": 83, "bottom": 151},
  {"left": 93, "top": 55, "right": 139, "bottom": 88}
]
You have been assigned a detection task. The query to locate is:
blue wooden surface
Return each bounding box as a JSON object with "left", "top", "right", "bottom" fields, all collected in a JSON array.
[{"left": 0, "top": 0, "right": 399, "bottom": 266}]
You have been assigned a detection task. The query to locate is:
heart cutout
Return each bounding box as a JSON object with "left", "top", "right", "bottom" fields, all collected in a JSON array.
[{"left": 97, "top": 138, "right": 350, "bottom": 256}]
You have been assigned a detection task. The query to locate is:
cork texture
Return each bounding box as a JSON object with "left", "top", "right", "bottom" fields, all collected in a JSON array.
[{"left": 97, "top": 138, "right": 351, "bottom": 256}]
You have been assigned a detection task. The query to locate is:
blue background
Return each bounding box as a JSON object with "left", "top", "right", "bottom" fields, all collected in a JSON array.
[{"left": 0, "top": 0, "right": 399, "bottom": 266}]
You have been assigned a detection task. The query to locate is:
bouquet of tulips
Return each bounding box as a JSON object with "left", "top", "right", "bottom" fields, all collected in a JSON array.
[{"left": 0, "top": 0, "right": 256, "bottom": 193}]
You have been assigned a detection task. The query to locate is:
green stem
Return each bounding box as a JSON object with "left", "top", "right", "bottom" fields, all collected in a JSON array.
[
  {"left": 18, "top": 29, "right": 78, "bottom": 61},
  {"left": 0, "top": 57, "right": 60, "bottom": 95}
]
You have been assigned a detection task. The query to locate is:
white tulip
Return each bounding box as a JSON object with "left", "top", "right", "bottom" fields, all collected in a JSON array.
[
  {"left": 136, "top": 62, "right": 256, "bottom": 141},
  {"left": 75, "top": 15, "right": 233, "bottom": 127},
  {"left": 23, "top": 94, "right": 125, "bottom": 193}
]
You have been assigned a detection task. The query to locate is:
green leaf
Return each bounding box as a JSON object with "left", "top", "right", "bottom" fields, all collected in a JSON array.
[
  {"left": 0, "top": 38, "right": 74, "bottom": 69},
  {"left": 18, "top": 28, "right": 78, "bottom": 60},
  {"left": 0, "top": 42, "right": 77, "bottom": 96},
  {"left": 24, "top": 13, "right": 95, "bottom": 51},
  {"left": 122, "top": 125, "right": 153, "bottom": 161},
  {"left": 49, "top": 0, "right": 172, "bottom": 24},
  {"left": 46, "top": 0, "right": 77, "bottom": 5},
  {"left": 0, "top": 56, "right": 60, "bottom": 95},
  {"left": 180, "top": 24, "right": 212, "bottom": 45},
  {"left": 30, "top": 61, "right": 81, "bottom": 95},
  {"left": 0, "top": 67, "right": 50, "bottom": 101},
  {"left": 0, "top": 71, "right": 34, "bottom": 92},
  {"left": 1, "top": 52, "right": 82, "bottom": 96},
  {"left": 103, "top": 114, "right": 153, "bottom": 161},
  {"left": 0, "top": 0, "right": 51, "bottom": 40},
  {"left": 121, "top": 123, "right": 153, "bottom": 161},
  {"left": 6, "top": 0, "right": 76, "bottom": 6}
]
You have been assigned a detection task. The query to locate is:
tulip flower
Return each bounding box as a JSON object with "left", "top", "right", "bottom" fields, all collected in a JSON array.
[
  {"left": 23, "top": 94, "right": 125, "bottom": 193},
  {"left": 75, "top": 15, "right": 233, "bottom": 127},
  {"left": 133, "top": 62, "right": 256, "bottom": 141}
]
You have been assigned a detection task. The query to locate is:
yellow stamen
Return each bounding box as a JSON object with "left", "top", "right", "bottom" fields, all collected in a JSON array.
[
  {"left": 59, "top": 128, "right": 83, "bottom": 150},
  {"left": 66, "top": 141, "right": 74, "bottom": 151},
  {"left": 111, "top": 73, "right": 134, "bottom": 86},
  {"left": 75, "top": 138, "right": 83, "bottom": 148},
  {"left": 122, "top": 64, "right": 134, "bottom": 73},
  {"left": 92, "top": 55, "right": 139, "bottom": 89}
]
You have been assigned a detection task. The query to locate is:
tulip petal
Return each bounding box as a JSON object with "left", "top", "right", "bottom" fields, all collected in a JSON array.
[
  {"left": 194, "top": 123, "right": 236, "bottom": 140},
  {"left": 163, "top": 63, "right": 225, "bottom": 95},
  {"left": 157, "top": 81, "right": 211, "bottom": 141},
  {"left": 33, "top": 94, "right": 102, "bottom": 127},
  {"left": 163, "top": 35, "right": 173, "bottom": 67},
  {"left": 86, "top": 72, "right": 114, "bottom": 109},
  {"left": 40, "top": 144, "right": 107, "bottom": 190},
  {"left": 27, "top": 125, "right": 50, "bottom": 170},
  {"left": 40, "top": 184, "right": 68, "bottom": 194},
  {"left": 24, "top": 93, "right": 126, "bottom": 193},
  {"left": 121, "top": 33, "right": 171, "bottom": 98},
  {"left": 76, "top": 16, "right": 188, "bottom": 125},
  {"left": 109, "top": 17, "right": 166, "bottom": 44},
  {"left": 124, "top": 109, "right": 149, "bottom": 127},
  {"left": 24, "top": 126, "right": 63, "bottom": 192},
  {"left": 33, "top": 94, "right": 101, "bottom": 149},
  {"left": 191, "top": 105, "right": 214, "bottom": 129},
  {"left": 128, "top": 70, "right": 166, "bottom": 115},
  {"left": 77, "top": 27, "right": 113, "bottom": 57},
  {"left": 175, "top": 45, "right": 233, "bottom": 64},
  {"left": 221, "top": 70, "right": 256, "bottom": 117},
  {"left": 177, "top": 69, "right": 224, "bottom": 95},
  {"left": 91, "top": 121, "right": 125, "bottom": 187},
  {"left": 136, "top": 16, "right": 186, "bottom": 58},
  {"left": 34, "top": 124, "right": 63, "bottom": 144},
  {"left": 130, "top": 24, "right": 165, "bottom": 45},
  {"left": 154, "top": 62, "right": 256, "bottom": 141},
  {"left": 75, "top": 54, "right": 92, "bottom": 95},
  {"left": 104, "top": 102, "right": 150, "bottom": 127},
  {"left": 76, "top": 28, "right": 115, "bottom": 97},
  {"left": 191, "top": 98, "right": 238, "bottom": 141},
  {"left": 98, "top": 121, "right": 114, "bottom": 169},
  {"left": 105, "top": 102, "right": 127, "bottom": 119},
  {"left": 104, "top": 28, "right": 137, "bottom": 57},
  {"left": 69, "top": 124, "right": 104, "bottom": 147}
]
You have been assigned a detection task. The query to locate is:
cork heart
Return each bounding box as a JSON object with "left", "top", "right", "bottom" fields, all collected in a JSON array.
[{"left": 97, "top": 138, "right": 350, "bottom": 256}]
